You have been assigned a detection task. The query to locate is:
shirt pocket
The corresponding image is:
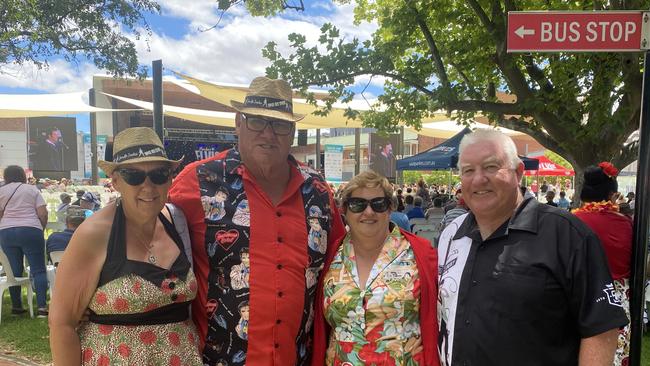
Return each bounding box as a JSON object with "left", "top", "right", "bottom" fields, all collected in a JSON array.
[{"left": 487, "top": 264, "right": 546, "bottom": 320}]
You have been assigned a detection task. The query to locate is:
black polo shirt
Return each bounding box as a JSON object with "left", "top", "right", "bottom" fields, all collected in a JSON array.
[{"left": 437, "top": 198, "right": 628, "bottom": 366}]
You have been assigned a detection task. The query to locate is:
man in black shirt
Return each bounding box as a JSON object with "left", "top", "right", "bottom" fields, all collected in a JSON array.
[{"left": 437, "top": 129, "right": 627, "bottom": 366}]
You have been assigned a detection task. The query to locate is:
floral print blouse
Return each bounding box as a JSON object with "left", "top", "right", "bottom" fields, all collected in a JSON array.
[{"left": 323, "top": 227, "right": 423, "bottom": 365}]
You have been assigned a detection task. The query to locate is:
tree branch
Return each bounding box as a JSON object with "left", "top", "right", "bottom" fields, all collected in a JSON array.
[
  {"left": 448, "top": 99, "right": 522, "bottom": 115},
  {"left": 613, "top": 141, "right": 639, "bottom": 168},
  {"left": 293, "top": 70, "right": 435, "bottom": 98},
  {"left": 496, "top": 116, "right": 572, "bottom": 159},
  {"left": 449, "top": 62, "right": 481, "bottom": 99},
  {"left": 405, "top": 1, "right": 451, "bottom": 92}
]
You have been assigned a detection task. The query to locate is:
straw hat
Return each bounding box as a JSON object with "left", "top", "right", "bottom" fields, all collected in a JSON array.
[
  {"left": 98, "top": 127, "right": 182, "bottom": 174},
  {"left": 230, "top": 76, "right": 305, "bottom": 122}
]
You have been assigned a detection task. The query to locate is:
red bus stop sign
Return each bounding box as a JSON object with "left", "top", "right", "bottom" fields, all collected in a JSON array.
[{"left": 508, "top": 11, "right": 650, "bottom": 52}]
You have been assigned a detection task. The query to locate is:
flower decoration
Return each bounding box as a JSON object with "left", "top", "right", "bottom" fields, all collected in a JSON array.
[{"left": 598, "top": 162, "right": 619, "bottom": 178}]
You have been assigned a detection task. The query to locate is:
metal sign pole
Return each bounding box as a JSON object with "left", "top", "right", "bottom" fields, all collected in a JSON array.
[
  {"left": 152, "top": 60, "right": 164, "bottom": 141},
  {"left": 630, "top": 50, "right": 650, "bottom": 366}
]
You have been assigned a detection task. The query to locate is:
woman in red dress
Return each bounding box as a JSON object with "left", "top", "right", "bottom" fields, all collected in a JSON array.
[{"left": 573, "top": 162, "right": 631, "bottom": 366}]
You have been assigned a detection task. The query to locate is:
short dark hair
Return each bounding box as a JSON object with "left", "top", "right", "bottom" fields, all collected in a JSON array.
[
  {"left": 3, "top": 165, "right": 26, "bottom": 184},
  {"left": 46, "top": 127, "right": 61, "bottom": 137},
  {"left": 560, "top": 191, "right": 566, "bottom": 197},
  {"left": 414, "top": 196, "right": 423, "bottom": 207},
  {"left": 405, "top": 195, "right": 414, "bottom": 205}
]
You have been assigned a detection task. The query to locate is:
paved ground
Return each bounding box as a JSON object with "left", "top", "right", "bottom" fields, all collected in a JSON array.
[{"left": 0, "top": 353, "right": 42, "bottom": 366}]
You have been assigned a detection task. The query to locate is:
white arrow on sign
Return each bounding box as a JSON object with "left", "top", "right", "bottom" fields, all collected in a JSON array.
[{"left": 515, "top": 25, "right": 535, "bottom": 38}]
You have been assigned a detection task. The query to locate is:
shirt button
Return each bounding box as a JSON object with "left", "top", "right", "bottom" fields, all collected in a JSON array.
[
  {"left": 277, "top": 237, "right": 283, "bottom": 243},
  {"left": 276, "top": 319, "right": 282, "bottom": 324},
  {"left": 274, "top": 343, "right": 280, "bottom": 348},
  {"left": 471, "top": 280, "right": 478, "bottom": 286},
  {"left": 465, "top": 319, "right": 470, "bottom": 325},
  {"left": 278, "top": 291, "right": 283, "bottom": 297},
  {"left": 276, "top": 211, "right": 282, "bottom": 217},
  {"left": 277, "top": 264, "right": 283, "bottom": 270}
]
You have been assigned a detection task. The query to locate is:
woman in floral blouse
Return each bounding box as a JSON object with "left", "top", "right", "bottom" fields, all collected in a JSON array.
[
  {"left": 312, "top": 170, "right": 440, "bottom": 366},
  {"left": 49, "top": 128, "right": 202, "bottom": 365}
]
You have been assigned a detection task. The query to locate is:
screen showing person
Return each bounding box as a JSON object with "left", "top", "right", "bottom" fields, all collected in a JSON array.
[{"left": 28, "top": 117, "right": 78, "bottom": 172}]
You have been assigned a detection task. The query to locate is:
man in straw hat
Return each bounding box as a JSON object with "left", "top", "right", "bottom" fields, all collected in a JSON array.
[{"left": 169, "top": 76, "right": 345, "bottom": 365}]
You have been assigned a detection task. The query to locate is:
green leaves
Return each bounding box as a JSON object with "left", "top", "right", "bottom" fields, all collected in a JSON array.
[
  {"left": 261, "top": 0, "right": 646, "bottom": 172},
  {"left": 0, "top": 0, "right": 159, "bottom": 78}
]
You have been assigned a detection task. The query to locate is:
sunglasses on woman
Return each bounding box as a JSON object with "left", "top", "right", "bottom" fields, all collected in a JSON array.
[
  {"left": 345, "top": 197, "right": 391, "bottom": 213},
  {"left": 117, "top": 167, "right": 172, "bottom": 186}
]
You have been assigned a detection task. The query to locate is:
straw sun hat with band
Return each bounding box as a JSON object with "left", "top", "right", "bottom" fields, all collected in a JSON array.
[
  {"left": 230, "top": 76, "right": 305, "bottom": 122},
  {"left": 98, "top": 127, "right": 182, "bottom": 176}
]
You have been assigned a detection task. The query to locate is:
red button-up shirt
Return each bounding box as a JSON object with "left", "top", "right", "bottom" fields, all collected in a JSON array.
[{"left": 169, "top": 149, "right": 345, "bottom": 365}]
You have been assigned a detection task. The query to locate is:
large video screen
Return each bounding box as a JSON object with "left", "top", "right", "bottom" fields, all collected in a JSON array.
[
  {"left": 369, "top": 133, "right": 400, "bottom": 179},
  {"left": 28, "top": 117, "right": 78, "bottom": 172}
]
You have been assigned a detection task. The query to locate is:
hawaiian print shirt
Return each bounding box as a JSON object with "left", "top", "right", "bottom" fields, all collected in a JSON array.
[{"left": 323, "top": 227, "right": 423, "bottom": 365}]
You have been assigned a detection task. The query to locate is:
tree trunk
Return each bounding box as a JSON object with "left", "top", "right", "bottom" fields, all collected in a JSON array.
[{"left": 571, "top": 165, "right": 585, "bottom": 209}]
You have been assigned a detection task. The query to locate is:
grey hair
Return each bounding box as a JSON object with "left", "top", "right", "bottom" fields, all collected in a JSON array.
[{"left": 457, "top": 129, "right": 522, "bottom": 169}]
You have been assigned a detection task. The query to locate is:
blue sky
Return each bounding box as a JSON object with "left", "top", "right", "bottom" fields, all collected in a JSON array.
[{"left": 0, "top": 1, "right": 382, "bottom": 134}]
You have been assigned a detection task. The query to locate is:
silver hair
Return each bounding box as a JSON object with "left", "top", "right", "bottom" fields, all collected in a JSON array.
[{"left": 457, "top": 129, "right": 522, "bottom": 169}]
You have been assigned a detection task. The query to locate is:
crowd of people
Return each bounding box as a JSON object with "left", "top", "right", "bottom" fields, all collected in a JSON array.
[{"left": 0, "top": 75, "right": 637, "bottom": 366}]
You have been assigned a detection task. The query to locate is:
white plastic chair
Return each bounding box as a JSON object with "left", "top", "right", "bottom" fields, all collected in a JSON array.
[
  {"left": 416, "top": 230, "right": 440, "bottom": 248},
  {"left": 50, "top": 251, "right": 64, "bottom": 266},
  {"left": 412, "top": 223, "right": 437, "bottom": 235},
  {"left": 0, "top": 249, "right": 34, "bottom": 323},
  {"left": 47, "top": 250, "right": 65, "bottom": 296}
]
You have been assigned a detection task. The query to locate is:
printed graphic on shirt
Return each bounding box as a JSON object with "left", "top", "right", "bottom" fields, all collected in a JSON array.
[
  {"left": 201, "top": 183, "right": 230, "bottom": 221},
  {"left": 230, "top": 249, "right": 250, "bottom": 290},
  {"left": 307, "top": 206, "right": 328, "bottom": 254},
  {"left": 197, "top": 149, "right": 334, "bottom": 366},
  {"left": 232, "top": 200, "right": 250, "bottom": 227},
  {"left": 598, "top": 283, "right": 624, "bottom": 307},
  {"left": 235, "top": 301, "right": 250, "bottom": 340},
  {"left": 437, "top": 217, "right": 471, "bottom": 366}
]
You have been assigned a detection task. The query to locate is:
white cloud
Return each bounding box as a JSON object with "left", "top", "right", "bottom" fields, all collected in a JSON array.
[
  {"left": 0, "top": 60, "right": 100, "bottom": 93},
  {"left": 0, "top": 1, "right": 378, "bottom": 95}
]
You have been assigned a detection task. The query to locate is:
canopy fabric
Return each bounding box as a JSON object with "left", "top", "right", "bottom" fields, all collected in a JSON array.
[
  {"left": 102, "top": 93, "right": 335, "bottom": 130},
  {"left": 397, "top": 127, "right": 539, "bottom": 171},
  {"left": 524, "top": 155, "right": 574, "bottom": 176},
  {"left": 176, "top": 73, "right": 456, "bottom": 129},
  {"left": 0, "top": 92, "right": 138, "bottom": 118},
  {"left": 520, "top": 156, "right": 540, "bottom": 171},
  {"left": 397, "top": 128, "right": 472, "bottom": 170}
]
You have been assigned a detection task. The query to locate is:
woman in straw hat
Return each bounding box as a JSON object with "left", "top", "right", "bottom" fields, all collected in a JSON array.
[{"left": 49, "top": 127, "right": 202, "bottom": 365}]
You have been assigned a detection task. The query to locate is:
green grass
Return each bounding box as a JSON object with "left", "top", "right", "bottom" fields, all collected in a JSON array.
[
  {"left": 2, "top": 286, "right": 650, "bottom": 365},
  {"left": 0, "top": 290, "right": 51, "bottom": 364}
]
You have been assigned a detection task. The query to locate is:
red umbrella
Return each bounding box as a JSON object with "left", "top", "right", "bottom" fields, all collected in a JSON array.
[{"left": 524, "top": 155, "right": 574, "bottom": 176}]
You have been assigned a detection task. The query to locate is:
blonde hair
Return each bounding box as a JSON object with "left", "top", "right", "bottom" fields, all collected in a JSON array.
[{"left": 341, "top": 170, "right": 393, "bottom": 204}]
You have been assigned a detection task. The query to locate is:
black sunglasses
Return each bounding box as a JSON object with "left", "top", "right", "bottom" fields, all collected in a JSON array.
[
  {"left": 345, "top": 197, "right": 391, "bottom": 213},
  {"left": 117, "top": 167, "right": 172, "bottom": 186},
  {"left": 243, "top": 114, "right": 294, "bottom": 136}
]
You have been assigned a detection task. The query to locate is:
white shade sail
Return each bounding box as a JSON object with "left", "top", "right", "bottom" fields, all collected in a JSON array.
[{"left": 0, "top": 92, "right": 139, "bottom": 118}]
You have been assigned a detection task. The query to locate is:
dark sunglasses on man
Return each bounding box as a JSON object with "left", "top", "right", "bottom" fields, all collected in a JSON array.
[
  {"left": 117, "top": 167, "right": 172, "bottom": 186},
  {"left": 345, "top": 197, "right": 391, "bottom": 213},
  {"left": 242, "top": 114, "right": 294, "bottom": 136}
]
